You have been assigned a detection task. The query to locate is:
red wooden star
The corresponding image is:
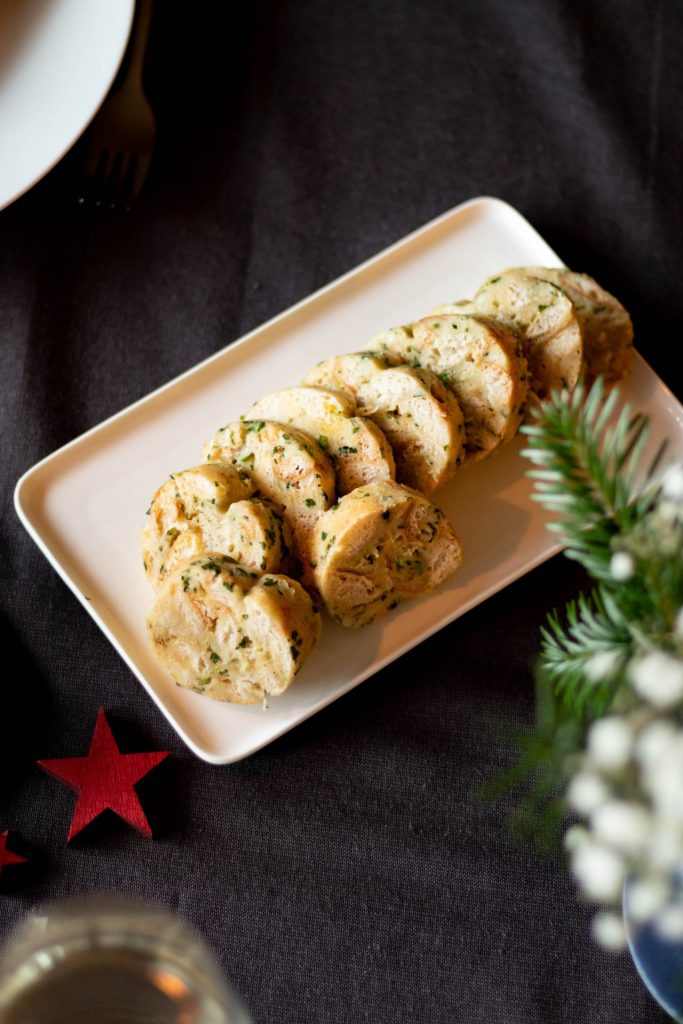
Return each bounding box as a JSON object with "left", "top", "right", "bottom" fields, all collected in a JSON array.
[
  {"left": 0, "top": 831, "right": 27, "bottom": 877},
  {"left": 38, "top": 709, "right": 168, "bottom": 841}
]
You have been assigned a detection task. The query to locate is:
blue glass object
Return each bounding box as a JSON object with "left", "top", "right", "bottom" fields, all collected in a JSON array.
[{"left": 625, "top": 879, "right": 683, "bottom": 1022}]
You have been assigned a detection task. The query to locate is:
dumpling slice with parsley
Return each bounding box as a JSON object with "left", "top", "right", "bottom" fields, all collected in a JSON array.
[
  {"left": 247, "top": 385, "right": 395, "bottom": 495},
  {"left": 472, "top": 269, "right": 585, "bottom": 399},
  {"left": 148, "top": 555, "right": 321, "bottom": 704},
  {"left": 302, "top": 353, "right": 465, "bottom": 494},
  {"left": 142, "top": 464, "right": 292, "bottom": 586},
  {"left": 310, "top": 480, "right": 463, "bottom": 627},
  {"left": 203, "top": 419, "right": 335, "bottom": 565},
  {"left": 520, "top": 266, "right": 633, "bottom": 387},
  {"left": 369, "top": 314, "right": 527, "bottom": 462}
]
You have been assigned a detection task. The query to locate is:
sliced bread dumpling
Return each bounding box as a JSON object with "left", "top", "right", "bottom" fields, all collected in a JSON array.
[
  {"left": 203, "top": 420, "right": 335, "bottom": 562},
  {"left": 221, "top": 498, "right": 293, "bottom": 574},
  {"left": 370, "top": 314, "right": 527, "bottom": 462},
  {"left": 522, "top": 267, "right": 633, "bottom": 386},
  {"left": 304, "top": 350, "right": 397, "bottom": 394},
  {"left": 142, "top": 464, "right": 256, "bottom": 586},
  {"left": 362, "top": 329, "right": 411, "bottom": 361},
  {"left": 247, "top": 386, "right": 395, "bottom": 495},
  {"left": 310, "top": 480, "right": 462, "bottom": 627},
  {"left": 147, "top": 555, "right": 321, "bottom": 703},
  {"left": 303, "top": 353, "right": 465, "bottom": 494},
  {"left": 473, "top": 269, "right": 585, "bottom": 399}
]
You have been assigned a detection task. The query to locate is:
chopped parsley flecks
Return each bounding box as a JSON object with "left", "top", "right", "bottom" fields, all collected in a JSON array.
[{"left": 231, "top": 566, "right": 252, "bottom": 578}]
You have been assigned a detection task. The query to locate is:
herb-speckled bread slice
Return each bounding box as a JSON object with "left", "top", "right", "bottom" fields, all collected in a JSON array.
[
  {"left": 522, "top": 267, "right": 633, "bottom": 387},
  {"left": 473, "top": 269, "right": 585, "bottom": 399},
  {"left": 247, "top": 386, "right": 395, "bottom": 495},
  {"left": 303, "top": 353, "right": 465, "bottom": 494},
  {"left": 148, "top": 555, "right": 321, "bottom": 703},
  {"left": 310, "top": 480, "right": 462, "bottom": 628},
  {"left": 221, "top": 498, "right": 293, "bottom": 574},
  {"left": 142, "top": 466, "right": 292, "bottom": 587},
  {"left": 142, "top": 464, "right": 254, "bottom": 586},
  {"left": 370, "top": 313, "right": 527, "bottom": 462},
  {"left": 203, "top": 420, "right": 336, "bottom": 564}
]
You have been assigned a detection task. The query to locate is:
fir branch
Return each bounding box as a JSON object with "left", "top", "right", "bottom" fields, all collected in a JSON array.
[
  {"left": 540, "top": 588, "right": 632, "bottom": 716},
  {"left": 521, "top": 379, "right": 661, "bottom": 581}
]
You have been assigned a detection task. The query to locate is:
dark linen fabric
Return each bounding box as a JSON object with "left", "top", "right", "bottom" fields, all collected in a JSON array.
[{"left": 1, "top": 1, "right": 681, "bottom": 1021}]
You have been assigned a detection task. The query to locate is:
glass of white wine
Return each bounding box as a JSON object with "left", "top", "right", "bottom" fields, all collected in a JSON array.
[{"left": 0, "top": 896, "right": 251, "bottom": 1024}]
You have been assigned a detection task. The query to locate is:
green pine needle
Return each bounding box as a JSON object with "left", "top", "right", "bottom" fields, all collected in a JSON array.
[
  {"left": 540, "top": 588, "right": 632, "bottom": 716},
  {"left": 521, "top": 378, "right": 664, "bottom": 581}
]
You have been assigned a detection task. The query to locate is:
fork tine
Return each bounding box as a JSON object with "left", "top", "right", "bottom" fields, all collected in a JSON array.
[
  {"left": 79, "top": 148, "right": 109, "bottom": 205},
  {"left": 84, "top": 140, "right": 105, "bottom": 180},
  {"left": 118, "top": 154, "right": 139, "bottom": 210},
  {"left": 102, "top": 152, "right": 125, "bottom": 208},
  {"left": 128, "top": 152, "right": 151, "bottom": 207}
]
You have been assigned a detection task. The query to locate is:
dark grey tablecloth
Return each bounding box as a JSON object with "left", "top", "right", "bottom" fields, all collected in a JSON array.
[{"left": 1, "top": 1, "right": 681, "bottom": 1021}]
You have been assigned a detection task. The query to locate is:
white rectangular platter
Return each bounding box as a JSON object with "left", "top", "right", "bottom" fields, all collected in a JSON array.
[{"left": 15, "top": 197, "right": 683, "bottom": 763}]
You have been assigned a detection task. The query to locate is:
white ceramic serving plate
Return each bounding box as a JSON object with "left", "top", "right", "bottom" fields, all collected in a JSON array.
[
  {"left": 0, "top": 0, "right": 134, "bottom": 211},
  {"left": 14, "top": 197, "right": 683, "bottom": 763}
]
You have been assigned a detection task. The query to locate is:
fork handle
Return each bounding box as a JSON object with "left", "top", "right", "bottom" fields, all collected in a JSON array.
[{"left": 126, "top": 0, "right": 155, "bottom": 88}]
